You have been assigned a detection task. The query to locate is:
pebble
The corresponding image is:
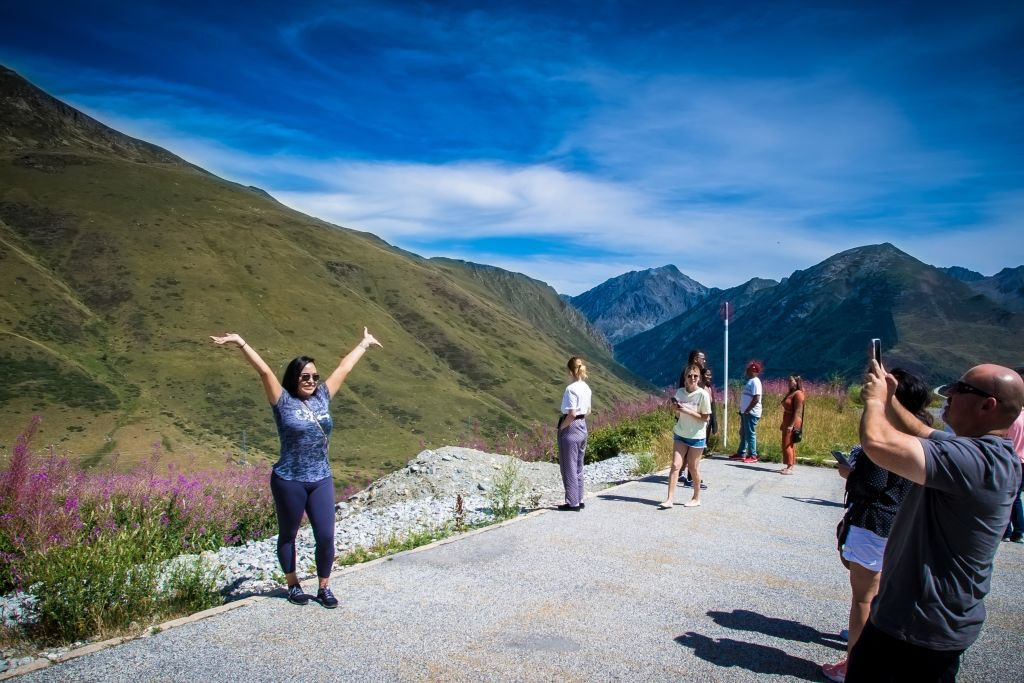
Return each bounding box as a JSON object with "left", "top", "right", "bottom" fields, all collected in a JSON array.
[{"left": 0, "top": 449, "right": 639, "bottom": 636}]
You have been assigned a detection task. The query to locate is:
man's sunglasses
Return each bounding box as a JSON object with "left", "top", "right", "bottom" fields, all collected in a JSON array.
[
  {"left": 937, "top": 380, "right": 997, "bottom": 401},
  {"left": 299, "top": 373, "right": 320, "bottom": 383}
]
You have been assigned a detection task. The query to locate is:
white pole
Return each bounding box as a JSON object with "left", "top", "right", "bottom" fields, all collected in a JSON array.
[{"left": 723, "top": 308, "right": 729, "bottom": 450}]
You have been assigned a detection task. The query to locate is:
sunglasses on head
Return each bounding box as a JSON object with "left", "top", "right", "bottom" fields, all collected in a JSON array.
[
  {"left": 940, "top": 380, "right": 996, "bottom": 401},
  {"left": 299, "top": 373, "right": 320, "bottom": 383}
]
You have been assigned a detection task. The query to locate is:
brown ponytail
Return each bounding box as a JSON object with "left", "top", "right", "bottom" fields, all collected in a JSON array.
[{"left": 567, "top": 356, "right": 588, "bottom": 381}]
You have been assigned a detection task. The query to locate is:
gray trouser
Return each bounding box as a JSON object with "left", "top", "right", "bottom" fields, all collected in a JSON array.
[{"left": 558, "top": 418, "right": 588, "bottom": 506}]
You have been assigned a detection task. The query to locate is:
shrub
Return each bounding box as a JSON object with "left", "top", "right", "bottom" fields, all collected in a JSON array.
[
  {"left": 586, "top": 410, "right": 674, "bottom": 462},
  {"left": 489, "top": 459, "right": 527, "bottom": 520},
  {"left": 0, "top": 417, "right": 271, "bottom": 643},
  {"left": 630, "top": 451, "right": 657, "bottom": 476}
]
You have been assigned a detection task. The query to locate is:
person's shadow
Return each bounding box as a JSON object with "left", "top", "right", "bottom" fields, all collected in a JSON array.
[
  {"left": 674, "top": 632, "right": 821, "bottom": 680},
  {"left": 707, "top": 609, "right": 846, "bottom": 649},
  {"left": 783, "top": 496, "right": 845, "bottom": 508},
  {"left": 595, "top": 493, "right": 663, "bottom": 507}
]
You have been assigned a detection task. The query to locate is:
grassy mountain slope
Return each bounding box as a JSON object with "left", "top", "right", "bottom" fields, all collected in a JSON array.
[
  {"left": 0, "top": 66, "right": 646, "bottom": 482},
  {"left": 616, "top": 244, "right": 1023, "bottom": 386}
]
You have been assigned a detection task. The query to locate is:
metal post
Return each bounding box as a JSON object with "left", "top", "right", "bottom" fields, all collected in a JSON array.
[{"left": 723, "top": 313, "right": 729, "bottom": 450}]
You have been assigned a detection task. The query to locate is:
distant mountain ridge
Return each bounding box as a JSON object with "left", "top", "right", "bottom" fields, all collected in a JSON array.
[
  {"left": 967, "top": 266, "right": 1024, "bottom": 312},
  {"left": 938, "top": 265, "right": 985, "bottom": 282},
  {"left": 570, "top": 265, "right": 711, "bottom": 344},
  {"left": 614, "top": 244, "right": 1023, "bottom": 386},
  {"left": 0, "top": 65, "right": 646, "bottom": 481}
]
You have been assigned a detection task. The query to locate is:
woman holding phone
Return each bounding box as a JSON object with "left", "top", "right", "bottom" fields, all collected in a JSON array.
[
  {"left": 821, "top": 368, "right": 929, "bottom": 682},
  {"left": 210, "top": 327, "right": 381, "bottom": 608},
  {"left": 660, "top": 363, "right": 711, "bottom": 508}
]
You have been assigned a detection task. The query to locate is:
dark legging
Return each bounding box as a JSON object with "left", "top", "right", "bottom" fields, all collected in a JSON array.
[{"left": 270, "top": 471, "right": 335, "bottom": 578}]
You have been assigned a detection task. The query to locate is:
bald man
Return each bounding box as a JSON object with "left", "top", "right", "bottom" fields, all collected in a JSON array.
[{"left": 845, "top": 363, "right": 1024, "bottom": 683}]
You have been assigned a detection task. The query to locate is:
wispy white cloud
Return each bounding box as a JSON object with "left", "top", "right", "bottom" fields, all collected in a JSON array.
[{"left": 23, "top": 0, "right": 1020, "bottom": 294}]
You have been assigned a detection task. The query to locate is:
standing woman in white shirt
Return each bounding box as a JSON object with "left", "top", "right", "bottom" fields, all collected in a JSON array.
[
  {"left": 660, "top": 363, "right": 712, "bottom": 508},
  {"left": 557, "top": 356, "right": 592, "bottom": 511}
]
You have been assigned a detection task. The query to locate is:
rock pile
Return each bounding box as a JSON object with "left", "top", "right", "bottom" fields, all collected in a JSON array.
[{"left": 347, "top": 446, "right": 566, "bottom": 509}]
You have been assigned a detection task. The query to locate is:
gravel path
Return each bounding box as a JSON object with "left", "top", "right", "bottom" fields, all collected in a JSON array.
[{"left": 16, "top": 459, "right": 1024, "bottom": 682}]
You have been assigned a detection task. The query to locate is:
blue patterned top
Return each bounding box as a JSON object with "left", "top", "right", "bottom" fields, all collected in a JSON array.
[{"left": 272, "top": 384, "right": 333, "bottom": 481}]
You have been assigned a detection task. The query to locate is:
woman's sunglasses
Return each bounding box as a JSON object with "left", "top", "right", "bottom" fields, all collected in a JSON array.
[{"left": 299, "top": 373, "right": 320, "bottom": 383}]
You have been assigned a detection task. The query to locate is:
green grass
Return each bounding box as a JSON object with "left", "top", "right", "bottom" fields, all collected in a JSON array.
[
  {"left": 719, "top": 391, "right": 859, "bottom": 465},
  {"left": 336, "top": 523, "right": 485, "bottom": 567}
]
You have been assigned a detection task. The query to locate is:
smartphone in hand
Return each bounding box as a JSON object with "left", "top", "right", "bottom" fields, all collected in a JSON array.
[
  {"left": 831, "top": 450, "right": 851, "bottom": 467},
  {"left": 870, "top": 338, "right": 882, "bottom": 364}
]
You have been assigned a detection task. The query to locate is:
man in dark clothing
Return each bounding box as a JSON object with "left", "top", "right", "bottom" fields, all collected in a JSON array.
[{"left": 846, "top": 363, "right": 1024, "bottom": 682}]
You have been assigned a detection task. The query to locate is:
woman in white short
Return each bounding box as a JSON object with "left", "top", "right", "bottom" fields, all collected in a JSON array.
[
  {"left": 822, "top": 369, "right": 931, "bottom": 683},
  {"left": 659, "top": 363, "right": 711, "bottom": 509}
]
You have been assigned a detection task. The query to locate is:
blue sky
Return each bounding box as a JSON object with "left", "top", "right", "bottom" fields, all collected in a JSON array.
[{"left": 2, "top": 1, "right": 1023, "bottom": 294}]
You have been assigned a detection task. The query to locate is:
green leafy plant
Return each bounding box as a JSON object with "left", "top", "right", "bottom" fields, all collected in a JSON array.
[
  {"left": 630, "top": 451, "right": 656, "bottom": 476},
  {"left": 489, "top": 458, "right": 527, "bottom": 520}
]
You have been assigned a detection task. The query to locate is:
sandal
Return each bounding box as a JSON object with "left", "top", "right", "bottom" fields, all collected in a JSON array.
[{"left": 657, "top": 501, "right": 673, "bottom": 509}]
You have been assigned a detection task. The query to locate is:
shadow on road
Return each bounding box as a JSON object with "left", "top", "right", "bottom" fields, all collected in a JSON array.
[
  {"left": 783, "top": 496, "right": 844, "bottom": 508},
  {"left": 674, "top": 632, "right": 821, "bottom": 680},
  {"left": 707, "top": 609, "right": 846, "bottom": 649},
  {"left": 724, "top": 463, "right": 778, "bottom": 473},
  {"left": 595, "top": 493, "right": 663, "bottom": 507}
]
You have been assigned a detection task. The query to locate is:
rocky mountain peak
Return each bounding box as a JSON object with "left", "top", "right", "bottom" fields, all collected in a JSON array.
[{"left": 570, "top": 265, "right": 711, "bottom": 344}]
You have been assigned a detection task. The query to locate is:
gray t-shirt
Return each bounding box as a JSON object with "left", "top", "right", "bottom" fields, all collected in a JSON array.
[
  {"left": 871, "top": 430, "right": 1021, "bottom": 650},
  {"left": 271, "top": 384, "right": 333, "bottom": 482}
]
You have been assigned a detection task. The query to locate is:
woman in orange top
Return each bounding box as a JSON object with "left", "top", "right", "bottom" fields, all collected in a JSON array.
[{"left": 779, "top": 375, "right": 805, "bottom": 475}]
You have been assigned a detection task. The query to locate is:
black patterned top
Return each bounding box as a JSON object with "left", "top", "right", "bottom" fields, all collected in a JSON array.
[{"left": 843, "top": 445, "right": 913, "bottom": 538}]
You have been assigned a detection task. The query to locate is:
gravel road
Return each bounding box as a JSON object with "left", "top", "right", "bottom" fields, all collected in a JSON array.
[{"left": 17, "top": 459, "right": 1024, "bottom": 681}]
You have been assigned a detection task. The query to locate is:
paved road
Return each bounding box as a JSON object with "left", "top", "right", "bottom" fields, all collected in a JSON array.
[{"left": 21, "top": 459, "right": 1024, "bottom": 681}]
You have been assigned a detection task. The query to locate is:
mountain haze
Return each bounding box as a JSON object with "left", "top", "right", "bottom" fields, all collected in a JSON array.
[
  {"left": 0, "top": 66, "right": 647, "bottom": 482},
  {"left": 967, "top": 266, "right": 1024, "bottom": 312},
  {"left": 615, "top": 244, "right": 1024, "bottom": 386},
  {"left": 570, "top": 265, "right": 710, "bottom": 344}
]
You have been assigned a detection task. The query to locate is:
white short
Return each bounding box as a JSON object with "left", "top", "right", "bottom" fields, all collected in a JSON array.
[{"left": 841, "top": 525, "right": 888, "bottom": 572}]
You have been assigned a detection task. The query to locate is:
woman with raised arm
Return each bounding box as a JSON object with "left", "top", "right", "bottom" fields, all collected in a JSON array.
[
  {"left": 557, "top": 356, "right": 592, "bottom": 511},
  {"left": 660, "top": 363, "right": 712, "bottom": 509},
  {"left": 209, "top": 328, "right": 381, "bottom": 608}
]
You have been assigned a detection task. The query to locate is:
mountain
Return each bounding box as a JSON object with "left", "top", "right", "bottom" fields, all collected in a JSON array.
[
  {"left": 0, "top": 66, "right": 647, "bottom": 482},
  {"left": 968, "top": 266, "right": 1024, "bottom": 312},
  {"left": 615, "top": 244, "right": 1023, "bottom": 386},
  {"left": 938, "top": 266, "right": 985, "bottom": 282},
  {"left": 570, "top": 265, "right": 711, "bottom": 344}
]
